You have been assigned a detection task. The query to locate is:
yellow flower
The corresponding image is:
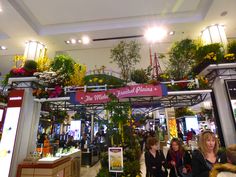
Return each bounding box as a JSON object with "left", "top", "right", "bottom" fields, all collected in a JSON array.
[
  {"left": 98, "top": 79, "right": 103, "bottom": 83},
  {"left": 93, "top": 77, "right": 98, "bottom": 82}
]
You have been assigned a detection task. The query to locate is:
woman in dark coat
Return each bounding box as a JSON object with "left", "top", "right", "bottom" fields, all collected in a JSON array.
[
  {"left": 192, "top": 130, "right": 227, "bottom": 177},
  {"left": 145, "top": 137, "right": 167, "bottom": 177},
  {"left": 166, "top": 138, "right": 192, "bottom": 177}
]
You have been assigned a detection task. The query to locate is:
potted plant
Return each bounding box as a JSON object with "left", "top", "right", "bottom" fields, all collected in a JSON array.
[{"left": 110, "top": 41, "right": 141, "bottom": 82}]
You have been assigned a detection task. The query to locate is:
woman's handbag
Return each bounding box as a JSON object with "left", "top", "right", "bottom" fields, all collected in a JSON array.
[{"left": 177, "top": 166, "right": 192, "bottom": 177}]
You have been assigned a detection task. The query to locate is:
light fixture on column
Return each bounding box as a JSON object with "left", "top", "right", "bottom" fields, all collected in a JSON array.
[
  {"left": 24, "top": 41, "right": 45, "bottom": 60},
  {"left": 201, "top": 24, "right": 227, "bottom": 47}
]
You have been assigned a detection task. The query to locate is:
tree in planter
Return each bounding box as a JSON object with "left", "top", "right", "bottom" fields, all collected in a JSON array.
[
  {"left": 96, "top": 94, "right": 142, "bottom": 177},
  {"left": 110, "top": 41, "right": 141, "bottom": 82},
  {"left": 166, "top": 39, "right": 199, "bottom": 80}
]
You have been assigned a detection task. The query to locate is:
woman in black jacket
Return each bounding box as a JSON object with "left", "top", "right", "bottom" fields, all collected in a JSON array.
[
  {"left": 166, "top": 138, "right": 192, "bottom": 177},
  {"left": 145, "top": 137, "right": 167, "bottom": 177},
  {"left": 192, "top": 130, "right": 227, "bottom": 177}
]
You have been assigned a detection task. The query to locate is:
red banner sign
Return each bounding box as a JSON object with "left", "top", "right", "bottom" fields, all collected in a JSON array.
[{"left": 75, "top": 84, "right": 165, "bottom": 104}]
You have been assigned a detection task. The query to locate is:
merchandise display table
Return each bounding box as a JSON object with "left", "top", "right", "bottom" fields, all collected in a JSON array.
[
  {"left": 17, "top": 150, "right": 81, "bottom": 177},
  {"left": 81, "top": 146, "right": 99, "bottom": 167}
]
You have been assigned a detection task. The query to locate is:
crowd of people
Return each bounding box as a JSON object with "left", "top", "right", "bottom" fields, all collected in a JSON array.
[{"left": 144, "top": 130, "right": 236, "bottom": 177}]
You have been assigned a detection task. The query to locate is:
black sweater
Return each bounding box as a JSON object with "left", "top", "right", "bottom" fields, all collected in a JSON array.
[
  {"left": 145, "top": 150, "right": 167, "bottom": 177},
  {"left": 192, "top": 150, "right": 227, "bottom": 177}
]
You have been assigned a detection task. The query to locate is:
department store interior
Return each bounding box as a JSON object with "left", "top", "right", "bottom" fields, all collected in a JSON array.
[{"left": 0, "top": 0, "right": 236, "bottom": 177}]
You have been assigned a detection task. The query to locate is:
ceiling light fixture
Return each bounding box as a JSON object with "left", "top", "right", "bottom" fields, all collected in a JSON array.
[
  {"left": 82, "top": 36, "right": 90, "bottom": 45},
  {"left": 169, "top": 31, "right": 175, "bottom": 35},
  {"left": 0, "top": 46, "right": 7, "bottom": 50},
  {"left": 201, "top": 24, "right": 227, "bottom": 48},
  {"left": 71, "top": 39, "right": 76, "bottom": 44},
  {"left": 65, "top": 36, "right": 90, "bottom": 45},
  {"left": 145, "top": 26, "right": 167, "bottom": 43}
]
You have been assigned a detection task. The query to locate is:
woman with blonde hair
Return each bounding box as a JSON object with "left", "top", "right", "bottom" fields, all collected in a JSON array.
[{"left": 192, "top": 130, "right": 226, "bottom": 177}]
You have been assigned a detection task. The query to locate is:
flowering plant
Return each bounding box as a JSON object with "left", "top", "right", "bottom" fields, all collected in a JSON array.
[
  {"left": 224, "top": 53, "right": 235, "bottom": 61},
  {"left": 204, "top": 52, "right": 217, "bottom": 61}
]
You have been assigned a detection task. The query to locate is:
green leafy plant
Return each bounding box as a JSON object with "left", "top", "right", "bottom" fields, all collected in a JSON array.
[
  {"left": 110, "top": 41, "right": 141, "bottom": 82},
  {"left": 167, "top": 39, "right": 199, "bottom": 80},
  {"left": 84, "top": 74, "right": 125, "bottom": 87},
  {"left": 227, "top": 40, "right": 236, "bottom": 55},
  {"left": 131, "top": 66, "right": 152, "bottom": 83},
  {"left": 175, "top": 107, "right": 195, "bottom": 118},
  {"left": 196, "top": 43, "right": 224, "bottom": 63},
  {"left": 23, "top": 60, "right": 37, "bottom": 72},
  {"left": 50, "top": 110, "right": 68, "bottom": 123},
  {"left": 51, "top": 54, "right": 75, "bottom": 78}
]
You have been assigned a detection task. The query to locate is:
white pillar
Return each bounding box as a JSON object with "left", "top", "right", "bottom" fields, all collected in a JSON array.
[
  {"left": 9, "top": 88, "right": 41, "bottom": 177},
  {"left": 213, "top": 77, "right": 236, "bottom": 146}
]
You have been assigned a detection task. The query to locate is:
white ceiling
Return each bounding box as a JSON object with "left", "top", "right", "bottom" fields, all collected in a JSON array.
[{"left": 0, "top": 0, "right": 235, "bottom": 56}]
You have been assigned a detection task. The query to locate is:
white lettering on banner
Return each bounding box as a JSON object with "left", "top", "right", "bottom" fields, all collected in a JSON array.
[
  {"left": 135, "top": 86, "right": 153, "bottom": 93},
  {"left": 116, "top": 88, "right": 135, "bottom": 97},
  {"left": 9, "top": 97, "right": 22, "bottom": 101},
  {"left": 84, "top": 95, "right": 93, "bottom": 102},
  {"left": 94, "top": 94, "right": 108, "bottom": 101}
]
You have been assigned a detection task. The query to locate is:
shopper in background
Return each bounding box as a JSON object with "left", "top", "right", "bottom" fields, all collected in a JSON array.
[
  {"left": 80, "top": 133, "right": 87, "bottom": 151},
  {"left": 166, "top": 138, "right": 192, "bottom": 177},
  {"left": 192, "top": 130, "right": 227, "bottom": 177},
  {"left": 210, "top": 144, "right": 236, "bottom": 177},
  {"left": 66, "top": 135, "right": 77, "bottom": 148},
  {"left": 145, "top": 137, "right": 168, "bottom": 177}
]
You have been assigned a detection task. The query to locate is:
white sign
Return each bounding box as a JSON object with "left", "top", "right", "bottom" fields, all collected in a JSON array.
[
  {"left": 0, "top": 107, "right": 21, "bottom": 177},
  {"left": 108, "top": 147, "right": 123, "bottom": 173}
]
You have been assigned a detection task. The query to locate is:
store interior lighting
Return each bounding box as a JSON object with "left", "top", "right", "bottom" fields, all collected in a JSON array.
[
  {"left": 0, "top": 46, "right": 7, "bottom": 50},
  {"left": 65, "top": 36, "right": 90, "bottom": 45},
  {"left": 144, "top": 26, "right": 168, "bottom": 43},
  {"left": 201, "top": 24, "right": 227, "bottom": 47},
  {"left": 24, "top": 41, "right": 46, "bottom": 60}
]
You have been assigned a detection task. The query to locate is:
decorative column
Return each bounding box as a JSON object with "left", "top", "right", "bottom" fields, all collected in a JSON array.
[{"left": 212, "top": 77, "right": 236, "bottom": 146}]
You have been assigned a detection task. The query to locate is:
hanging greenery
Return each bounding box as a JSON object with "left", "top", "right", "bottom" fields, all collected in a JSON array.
[
  {"left": 110, "top": 41, "right": 141, "bottom": 82},
  {"left": 175, "top": 107, "right": 195, "bottom": 118}
]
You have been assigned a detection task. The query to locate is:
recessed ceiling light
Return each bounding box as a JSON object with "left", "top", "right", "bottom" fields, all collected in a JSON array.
[
  {"left": 82, "top": 36, "right": 90, "bottom": 45},
  {"left": 71, "top": 39, "right": 76, "bottom": 44},
  {"left": 0, "top": 46, "right": 7, "bottom": 50},
  {"left": 78, "top": 39, "right": 82, "bottom": 43},
  {"left": 65, "top": 40, "right": 70, "bottom": 44},
  {"left": 169, "top": 31, "right": 175, "bottom": 35}
]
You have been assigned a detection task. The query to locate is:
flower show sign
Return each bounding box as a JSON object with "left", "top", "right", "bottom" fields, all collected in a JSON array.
[
  {"left": 73, "top": 84, "right": 167, "bottom": 104},
  {"left": 108, "top": 147, "right": 123, "bottom": 173}
]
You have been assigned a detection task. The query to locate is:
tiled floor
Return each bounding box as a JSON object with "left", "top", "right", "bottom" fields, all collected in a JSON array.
[
  {"left": 81, "top": 162, "right": 101, "bottom": 177},
  {"left": 80, "top": 153, "right": 147, "bottom": 177}
]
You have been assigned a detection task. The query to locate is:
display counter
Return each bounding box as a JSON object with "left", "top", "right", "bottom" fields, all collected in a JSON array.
[
  {"left": 17, "top": 149, "right": 81, "bottom": 177},
  {"left": 81, "top": 146, "right": 99, "bottom": 167}
]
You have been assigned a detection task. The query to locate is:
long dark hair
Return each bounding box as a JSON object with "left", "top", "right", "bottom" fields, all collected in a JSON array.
[{"left": 169, "top": 138, "right": 184, "bottom": 157}]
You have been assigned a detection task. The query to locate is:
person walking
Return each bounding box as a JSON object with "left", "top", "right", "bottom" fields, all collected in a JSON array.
[
  {"left": 192, "top": 130, "right": 227, "bottom": 177},
  {"left": 145, "top": 137, "right": 168, "bottom": 177},
  {"left": 166, "top": 138, "right": 192, "bottom": 177}
]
